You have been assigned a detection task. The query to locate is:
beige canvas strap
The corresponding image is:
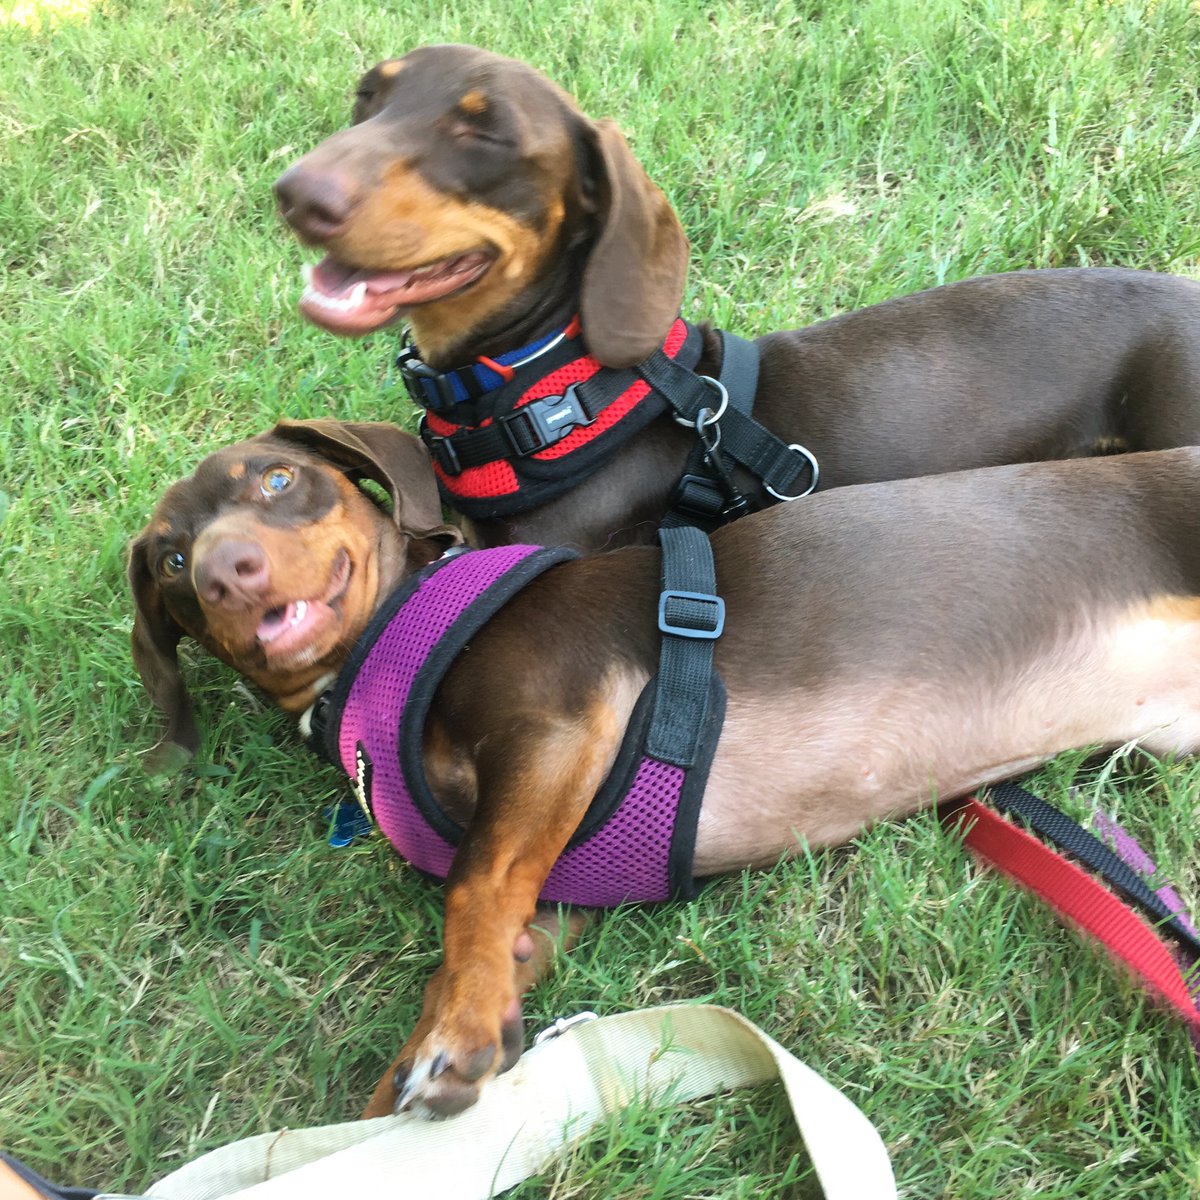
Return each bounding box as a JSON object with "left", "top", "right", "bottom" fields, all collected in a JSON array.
[{"left": 151, "top": 1004, "right": 896, "bottom": 1200}]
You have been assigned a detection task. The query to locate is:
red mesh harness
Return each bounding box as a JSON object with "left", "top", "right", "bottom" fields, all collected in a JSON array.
[{"left": 402, "top": 319, "right": 706, "bottom": 519}]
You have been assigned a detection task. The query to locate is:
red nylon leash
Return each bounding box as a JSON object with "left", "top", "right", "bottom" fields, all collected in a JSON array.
[{"left": 941, "top": 796, "right": 1200, "bottom": 1028}]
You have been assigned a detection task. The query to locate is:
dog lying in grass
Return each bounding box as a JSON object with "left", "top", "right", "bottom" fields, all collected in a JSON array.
[
  {"left": 130, "top": 418, "right": 1200, "bottom": 1117},
  {"left": 275, "top": 44, "right": 1200, "bottom": 551}
]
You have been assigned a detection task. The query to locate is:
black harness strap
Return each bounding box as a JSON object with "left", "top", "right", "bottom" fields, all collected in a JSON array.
[
  {"left": 422, "top": 368, "right": 636, "bottom": 476},
  {"left": 647, "top": 525, "right": 725, "bottom": 767},
  {"left": 662, "top": 330, "right": 762, "bottom": 529},
  {"left": 636, "top": 342, "right": 818, "bottom": 505},
  {"left": 403, "top": 320, "right": 819, "bottom": 528},
  {"left": 716, "top": 326, "right": 762, "bottom": 407}
]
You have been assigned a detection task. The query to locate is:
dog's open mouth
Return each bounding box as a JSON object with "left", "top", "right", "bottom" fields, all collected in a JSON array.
[
  {"left": 299, "top": 251, "right": 495, "bottom": 335},
  {"left": 256, "top": 550, "right": 352, "bottom": 662}
]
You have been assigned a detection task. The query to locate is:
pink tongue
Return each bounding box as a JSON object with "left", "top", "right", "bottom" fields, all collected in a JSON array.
[
  {"left": 299, "top": 252, "right": 494, "bottom": 335},
  {"left": 310, "top": 257, "right": 421, "bottom": 297},
  {"left": 256, "top": 599, "right": 336, "bottom": 660},
  {"left": 257, "top": 603, "right": 298, "bottom": 644}
]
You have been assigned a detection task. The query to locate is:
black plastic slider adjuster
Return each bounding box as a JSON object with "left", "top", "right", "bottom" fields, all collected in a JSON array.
[{"left": 657, "top": 589, "right": 726, "bottom": 639}]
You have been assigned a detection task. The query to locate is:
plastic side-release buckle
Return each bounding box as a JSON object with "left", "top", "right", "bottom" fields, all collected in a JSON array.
[{"left": 503, "top": 384, "right": 591, "bottom": 455}]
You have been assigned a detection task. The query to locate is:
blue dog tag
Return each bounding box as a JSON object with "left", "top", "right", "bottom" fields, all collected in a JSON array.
[{"left": 324, "top": 798, "right": 374, "bottom": 847}]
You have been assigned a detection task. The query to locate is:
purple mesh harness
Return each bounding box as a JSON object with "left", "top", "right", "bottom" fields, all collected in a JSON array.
[{"left": 318, "top": 544, "right": 723, "bottom": 907}]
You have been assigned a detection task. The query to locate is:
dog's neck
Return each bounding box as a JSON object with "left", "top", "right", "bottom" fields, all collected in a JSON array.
[{"left": 407, "top": 222, "right": 596, "bottom": 371}]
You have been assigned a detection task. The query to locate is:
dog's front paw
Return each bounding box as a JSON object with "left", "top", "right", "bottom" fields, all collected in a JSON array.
[{"left": 392, "top": 995, "right": 525, "bottom": 1118}]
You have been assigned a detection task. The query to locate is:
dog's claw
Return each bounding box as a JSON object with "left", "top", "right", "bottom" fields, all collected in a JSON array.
[
  {"left": 394, "top": 1052, "right": 434, "bottom": 1111},
  {"left": 389, "top": 1033, "right": 505, "bottom": 1117}
]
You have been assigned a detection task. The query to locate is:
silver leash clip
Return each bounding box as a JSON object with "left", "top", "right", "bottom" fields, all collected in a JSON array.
[{"left": 533, "top": 1010, "right": 600, "bottom": 1046}]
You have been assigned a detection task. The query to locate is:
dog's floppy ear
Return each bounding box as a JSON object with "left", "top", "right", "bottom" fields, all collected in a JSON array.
[
  {"left": 128, "top": 533, "right": 199, "bottom": 767},
  {"left": 269, "top": 419, "right": 461, "bottom": 540},
  {"left": 578, "top": 119, "right": 690, "bottom": 369}
]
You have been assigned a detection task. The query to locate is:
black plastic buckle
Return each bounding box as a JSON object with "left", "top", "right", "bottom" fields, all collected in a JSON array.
[
  {"left": 428, "top": 435, "right": 462, "bottom": 475},
  {"left": 304, "top": 691, "right": 334, "bottom": 763},
  {"left": 658, "top": 589, "right": 725, "bottom": 639},
  {"left": 668, "top": 474, "right": 731, "bottom": 524},
  {"left": 667, "top": 473, "right": 754, "bottom": 529},
  {"left": 417, "top": 416, "right": 461, "bottom": 475},
  {"left": 501, "top": 384, "right": 590, "bottom": 455},
  {"left": 397, "top": 346, "right": 461, "bottom": 412}
]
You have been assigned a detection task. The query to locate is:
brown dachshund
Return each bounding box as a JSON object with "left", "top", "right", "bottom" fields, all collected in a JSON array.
[
  {"left": 274, "top": 44, "right": 1200, "bottom": 551},
  {"left": 131, "top": 419, "right": 1200, "bottom": 1117}
]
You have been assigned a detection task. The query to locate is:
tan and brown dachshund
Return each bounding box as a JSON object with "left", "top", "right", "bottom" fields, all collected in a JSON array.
[
  {"left": 275, "top": 44, "right": 1200, "bottom": 551},
  {"left": 131, "top": 419, "right": 1200, "bottom": 1117}
]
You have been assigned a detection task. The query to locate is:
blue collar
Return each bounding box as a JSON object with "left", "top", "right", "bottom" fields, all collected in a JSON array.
[{"left": 396, "top": 320, "right": 577, "bottom": 413}]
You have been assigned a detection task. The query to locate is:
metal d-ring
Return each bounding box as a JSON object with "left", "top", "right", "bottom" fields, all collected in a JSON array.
[
  {"left": 765, "top": 444, "right": 820, "bottom": 500},
  {"left": 673, "top": 376, "right": 729, "bottom": 428}
]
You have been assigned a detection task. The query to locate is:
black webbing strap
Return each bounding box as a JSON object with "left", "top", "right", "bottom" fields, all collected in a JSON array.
[
  {"left": 646, "top": 526, "right": 724, "bottom": 767},
  {"left": 636, "top": 343, "right": 817, "bottom": 499},
  {"left": 717, "top": 327, "right": 761, "bottom": 404},
  {"left": 661, "top": 330, "right": 762, "bottom": 530},
  {"left": 988, "top": 780, "right": 1200, "bottom": 957}
]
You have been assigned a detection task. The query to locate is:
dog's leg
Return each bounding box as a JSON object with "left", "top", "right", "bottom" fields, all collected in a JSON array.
[
  {"left": 360, "top": 906, "right": 590, "bottom": 1118},
  {"left": 380, "top": 711, "right": 616, "bottom": 1117}
]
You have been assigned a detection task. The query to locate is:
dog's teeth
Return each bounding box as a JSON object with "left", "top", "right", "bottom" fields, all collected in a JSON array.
[
  {"left": 291, "top": 599, "right": 308, "bottom": 626},
  {"left": 300, "top": 279, "right": 368, "bottom": 312},
  {"left": 301, "top": 263, "right": 313, "bottom": 286}
]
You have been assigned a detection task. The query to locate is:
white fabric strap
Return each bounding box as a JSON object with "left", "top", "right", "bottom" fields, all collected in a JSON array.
[{"left": 151, "top": 1004, "right": 896, "bottom": 1200}]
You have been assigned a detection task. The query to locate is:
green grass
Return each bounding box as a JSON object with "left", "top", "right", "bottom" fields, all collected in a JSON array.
[{"left": 3, "top": 0, "right": 1200, "bottom": 1195}]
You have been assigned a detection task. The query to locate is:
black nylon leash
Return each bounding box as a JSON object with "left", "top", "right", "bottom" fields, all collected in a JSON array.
[{"left": 987, "top": 780, "right": 1200, "bottom": 958}]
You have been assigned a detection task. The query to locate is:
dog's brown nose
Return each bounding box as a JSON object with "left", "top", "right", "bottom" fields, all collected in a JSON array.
[
  {"left": 195, "top": 539, "right": 270, "bottom": 608},
  {"left": 274, "top": 164, "right": 360, "bottom": 241}
]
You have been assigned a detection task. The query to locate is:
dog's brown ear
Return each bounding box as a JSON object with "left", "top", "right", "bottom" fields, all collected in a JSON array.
[
  {"left": 578, "top": 119, "right": 689, "bottom": 369},
  {"left": 269, "top": 419, "right": 460, "bottom": 539},
  {"left": 128, "top": 534, "right": 199, "bottom": 766}
]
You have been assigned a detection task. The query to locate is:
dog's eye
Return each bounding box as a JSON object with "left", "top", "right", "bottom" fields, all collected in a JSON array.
[
  {"left": 451, "top": 120, "right": 511, "bottom": 149},
  {"left": 159, "top": 550, "right": 186, "bottom": 579},
  {"left": 260, "top": 466, "right": 295, "bottom": 496}
]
